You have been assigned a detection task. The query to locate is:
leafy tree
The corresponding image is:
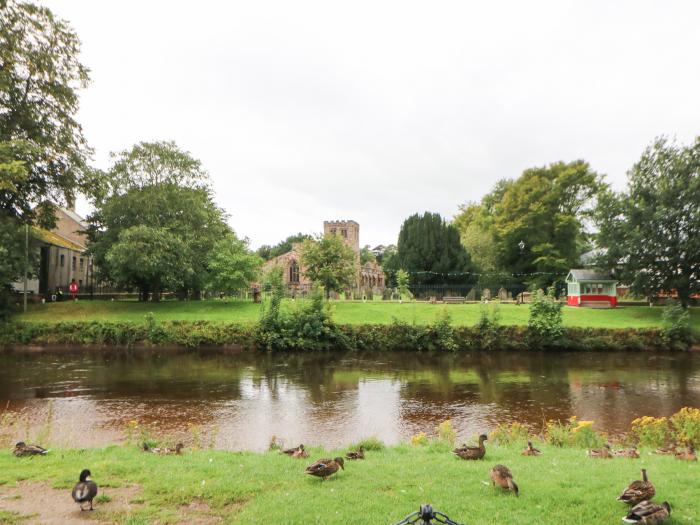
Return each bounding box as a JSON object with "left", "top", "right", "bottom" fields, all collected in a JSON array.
[
  {"left": 300, "top": 235, "right": 356, "bottom": 298},
  {"left": 205, "top": 235, "right": 262, "bottom": 296},
  {"left": 396, "top": 212, "right": 472, "bottom": 285},
  {"left": 379, "top": 244, "right": 399, "bottom": 286},
  {"left": 105, "top": 226, "right": 189, "bottom": 302},
  {"left": 454, "top": 203, "right": 499, "bottom": 273},
  {"left": 0, "top": 1, "right": 90, "bottom": 224},
  {"left": 257, "top": 232, "right": 312, "bottom": 261},
  {"left": 360, "top": 245, "right": 376, "bottom": 265},
  {"left": 396, "top": 269, "right": 411, "bottom": 300},
  {"left": 87, "top": 142, "right": 236, "bottom": 300},
  {"left": 595, "top": 137, "right": 700, "bottom": 307},
  {"left": 528, "top": 286, "right": 564, "bottom": 345}
]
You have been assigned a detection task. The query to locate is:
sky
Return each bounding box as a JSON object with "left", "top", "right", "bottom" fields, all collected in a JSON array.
[{"left": 46, "top": 0, "right": 700, "bottom": 249}]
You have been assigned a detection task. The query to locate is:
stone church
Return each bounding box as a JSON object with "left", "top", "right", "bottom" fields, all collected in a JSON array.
[{"left": 262, "top": 220, "right": 385, "bottom": 295}]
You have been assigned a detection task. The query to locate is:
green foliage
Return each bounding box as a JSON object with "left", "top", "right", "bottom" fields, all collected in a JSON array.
[
  {"left": 0, "top": 215, "right": 31, "bottom": 320},
  {"left": 545, "top": 417, "right": 605, "bottom": 449},
  {"left": 256, "top": 233, "right": 313, "bottom": 261},
  {"left": 105, "top": 226, "right": 190, "bottom": 301},
  {"left": 475, "top": 303, "right": 502, "bottom": 350},
  {"left": 349, "top": 437, "right": 385, "bottom": 451},
  {"left": 300, "top": 235, "right": 356, "bottom": 297},
  {"left": 528, "top": 287, "right": 564, "bottom": 345},
  {"left": 596, "top": 136, "right": 700, "bottom": 307},
  {"left": 662, "top": 300, "right": 692, "bottom": 348},
  {"left": 431, "top": 308, "right": 457, "bottom": 351},
  {"left": 205, "top": 235, "right": 261, "bottom": 295},
  {"left": 0, "top": 1, "right": 90, "bottom": 223},
  {"left": 489, "top": 422, "right": 530, "bottom": 446},
  {"left": 395, "top": 269, "right": 411, "bottom": 300},
  {"left": 360, "top": 245, "right": 376, "bottom": 265},
  {"left": 670, "top": 407, "right": 700, "bottom": 446},
  {"left": 630, "top": 416, "right": 670, "bottom": 448},
  {"left": 396, "top": 212, "right": 472, "bottom": 285}
]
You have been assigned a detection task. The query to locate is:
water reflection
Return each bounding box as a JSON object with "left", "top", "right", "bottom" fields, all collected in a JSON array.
[{"left": 0, "top": 351, "right": 698, "bottom": 450}]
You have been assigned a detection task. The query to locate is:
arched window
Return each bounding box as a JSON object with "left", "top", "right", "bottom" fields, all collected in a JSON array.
[{"left": 289, "top": 261, "right": 300, "bottom": 284}]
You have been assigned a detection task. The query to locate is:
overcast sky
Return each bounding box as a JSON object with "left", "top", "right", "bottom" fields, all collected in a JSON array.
[{"left": 46, "top": 0, "right": 699, "bottom": 249}]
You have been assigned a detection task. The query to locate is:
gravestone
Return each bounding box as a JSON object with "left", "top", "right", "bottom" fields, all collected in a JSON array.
[
  {"left": 498, "top": 287, "right": 508, "bottom": 301},
  {"left": 466, "top": 288, "right": 476, "bottom": 301},
  {"left": 482, "top": 288, "right": 491, "bottom": 300}
]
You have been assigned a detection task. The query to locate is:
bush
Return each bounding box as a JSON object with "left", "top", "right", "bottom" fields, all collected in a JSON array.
[
  {"left": 435, "top": 419, "right": 456, "bottom": 445},
  {"left": 489, "top": 422, "right": 530, "bottom": 446},
  {"left": 528, "top": 287, "right": 564, "bottom": 346},
  {"left": 662, "top": 301, "right": 692, "bottom": 349},
  {"left": 545, "top": 416, "right": 605, "bottom": 448},
  {"left": 670, "top": 407, "right": 700, "bottom": 446},
  {"left": 475, "top": 303, "right": 502, "bottom": 351},
  {"left": 630, "top": 416, "right": 670, "bottom": 448},
  {"left": 431, "top": 308, "right": 457, "bottom": 352}
]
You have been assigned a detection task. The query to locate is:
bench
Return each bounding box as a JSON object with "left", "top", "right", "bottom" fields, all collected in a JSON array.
[
  {"left": 580, "top": 301, "right": 613, "bottom": 309},
  {"left": 443, "top": 296, "right": 465, "bottom": 304}
]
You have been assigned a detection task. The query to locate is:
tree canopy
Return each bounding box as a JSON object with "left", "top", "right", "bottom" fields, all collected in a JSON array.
[
  {"left": 396, "top": 212, "right": 472, "bottom": 285},
  {"left": 595, "top": 137, "right": 700, "bottom": 307},
  {"left": 300, "top": 235, "right": 357, "bottom": 297},
  {"left": 257, "top": 232, "right": 312, "bottom": 261},
  {"left": 0, "top": 0, "right": 90, "bottom": 225}
]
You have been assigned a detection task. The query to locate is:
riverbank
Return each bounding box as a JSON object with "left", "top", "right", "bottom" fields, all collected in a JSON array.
[
  {"left": 0, "top": 443, "right": 697, "bottom": 524},
  {"left": 13, "top": 300, "right": 700, "bottom": 330}
]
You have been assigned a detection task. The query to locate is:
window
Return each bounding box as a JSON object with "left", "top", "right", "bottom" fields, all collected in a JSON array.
[
  {"left": 341, "top": 229, "right": 347, "bottom": 238},
  {"left": 330, "top": 228, "right": 336, "bottom": 235},
  {"left": 60, "top": 254, "right": 65, "bottom": 267},
  {"left": 80, "top": 257, "right": 84, "bottom": 269},
  {"left": 289, "top": 261, "right": 300, "bottom": 284},
  {"left": 78, "top": 279, "right": 83, "bottom": 286},
  {"left": 72, "top": 256, "right": 77, "bottom": 271}
]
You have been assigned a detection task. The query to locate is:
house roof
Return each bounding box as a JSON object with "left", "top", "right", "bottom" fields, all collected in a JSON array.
[
  {"left": 567, "top": 269, "right": 615, "bottom": 282},
  {"left": 32, "top": 227, "right": 86, "bottom": 252}
]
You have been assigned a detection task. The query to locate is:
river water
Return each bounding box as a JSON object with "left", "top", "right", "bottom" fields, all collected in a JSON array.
[{"left": 1, "top": 350, "right": 698, "bottom": 450}]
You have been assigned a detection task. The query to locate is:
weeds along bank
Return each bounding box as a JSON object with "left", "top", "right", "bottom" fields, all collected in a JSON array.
[{"left": 0, "top": 290, "right": 695, "bottom": 351}]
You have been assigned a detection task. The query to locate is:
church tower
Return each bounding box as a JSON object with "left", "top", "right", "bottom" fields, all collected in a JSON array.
[{"left": 323, "top": 220, "right": 360, "bottom": 254}]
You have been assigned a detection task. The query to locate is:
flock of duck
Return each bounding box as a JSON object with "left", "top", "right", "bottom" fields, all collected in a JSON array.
[{"left": 12, "top": 436, "right": 697, "bottom": 522}]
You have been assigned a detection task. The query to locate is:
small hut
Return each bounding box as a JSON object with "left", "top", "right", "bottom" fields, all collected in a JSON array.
[{"left": 565, "top": 269, "right": 617, "bottom": 308}]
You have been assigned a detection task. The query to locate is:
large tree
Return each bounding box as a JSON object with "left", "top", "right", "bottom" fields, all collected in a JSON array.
[
  {"left": 0, "top": 0, "right": 90, "bottom": 225},
  {"left": 454, "top": 161, "right": 603, "bottom": 286},
  {"left": 595, "top": 137, "right": 700, "bottom": 307},
  {"left": 206, "top": 235, "right": 262, "bottom": 296},
  {"left": 396, "top": 212, "right": 472, "bottom": 285},
  {"left": 300, "top": 235, "right": 356, "bottom": 298},
  {"left": 257, "top": 232, "right": 312, "bottom": 261},
  {"left": 87, "top": 142, "right": 241, "bottom": 300}
]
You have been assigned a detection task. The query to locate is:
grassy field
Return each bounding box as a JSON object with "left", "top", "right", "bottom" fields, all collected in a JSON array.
[
  {"left": 13, "top": 299, "right": 700, "bottom": 330},
  {"left": 0, "top": 442, "right": 696, "bottom": 524}
]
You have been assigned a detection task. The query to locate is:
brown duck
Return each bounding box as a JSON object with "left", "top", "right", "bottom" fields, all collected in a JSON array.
[
  {"left": 588, "top": 443, "right": 613, "bottom": 458},
  {"left": 617, "top": 469, "right": 655, "bottom": 505},
  {"left": 623, "top": 501, "right": 671, "bottom": 524},
  {"left": 283, "top": 444, "right": 305, "bottom": 456},
  {"left": 292, "top": 447, "right": 309, "bottom": 459},
  {"left": 454, "top": 434, "right": 487, "bottom": 460},
  {"left": 490, "top": 464, "right": 518, "bottom": 496},
  {"left": 654, "top": 444, "right": 677, "bottom": 456},
  {"left": 305, "top": 457, "right": 344, "bottom": 480},
  {"left": 346, "top": 446, "right": 365, "bottom": 460},
  {"left": 142, "top": 442, "right": 184, "bottom": 455},
  {"left": 521, "top": 441, "right": 541, "bottom": 456},
  {"left": 13, "top": 442, "right": 48, "bottom": 457},
  {"left": 615, "top": 446, "right": 640, "bottom": 459},
  {"left": 675, "top": 445, "right": 697, "bottom": 461}
]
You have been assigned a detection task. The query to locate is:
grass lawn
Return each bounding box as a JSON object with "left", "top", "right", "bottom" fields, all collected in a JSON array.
[
  {"left": 0, "top": 443, "right": 696, "bottom": 524},
  {"left": 13, "top": 299, "right": 700, "bottom": 331}
]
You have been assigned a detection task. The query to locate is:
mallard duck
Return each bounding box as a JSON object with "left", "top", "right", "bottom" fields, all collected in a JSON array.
[
  {"left": 588, "top": 443, "right": 613, "bottom": 458},
  {"left": 675, "top": 445, "right": 697, "bottom": 461},
  {"left": 292, "top": 447, "right": 309, "bottom": 459},
  {"left": 490, "top": 464, "right": 518, "bottom": 496},
  {"left": 305, "top": 457, "right": 344, "bottom": 480},
  {"left": 12, "top": 442, "right": 48, "bottom": 457},
  {"left": 282, "top": 444, "right": 305, "bottom": 456},
  {"left": 617, "top": 469, "right": 655, "bottom": 505},
  {"left": 454, "top": 434, "right": 488, "bottom": 460},
  {"left": 622, "top": 501, "right": 671, "bottom": 524},
  {"left": 346, "top": 446, "right": 365, "bottom": 460},
  {"left": 654, "top": 444, "right": 677, "bottom": 456},
  {"left": 142, "top": 442, "right": 184, "bottom": 455},
  {"left": 521, "top": 441, "right": 541, "bottom": 456},
  {"left": 615, "top": 446, "right": 640, "bottom": 459},
  {"left": 71, "top": 469, "right": 98, "bottom": 511}
]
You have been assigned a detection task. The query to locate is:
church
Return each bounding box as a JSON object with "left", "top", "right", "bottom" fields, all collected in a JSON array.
[{"left": 262, "top": 220, "right": 386, "bottom": 296}]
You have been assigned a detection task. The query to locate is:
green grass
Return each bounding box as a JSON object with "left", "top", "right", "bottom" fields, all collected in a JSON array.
[
  {"left": 13, "top": 299, "right": 700, "bottom": 330},
  {"left": 0, "top": 443, "right": 696, "bottom": 524}
]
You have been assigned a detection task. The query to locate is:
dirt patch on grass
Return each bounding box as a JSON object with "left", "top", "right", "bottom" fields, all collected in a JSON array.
[
  {"left": 0, "top": 481, "right": 142, "bottom": 525},
  {"left": 177, "top": 498, "right": 224, "bottom": 524}
]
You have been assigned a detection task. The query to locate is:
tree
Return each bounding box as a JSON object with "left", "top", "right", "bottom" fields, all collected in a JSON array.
[
  {"left": 206, "top": 235, "right": 262, "bottom": 296},
  {"left": 105, "top": 226, "right": 189, "bottom": 302},
  {"left": 87, "top": 142, "right": 235, "bottom": 300},
  {"left": 396, "top": 269, "right": 411, "bottom": 300},
  {"left": 360, "top": 245, "right": 376, "bottom": 265},
  {"left": 396, "top": 212, "right": 472, "bottom": 285},
  {"left": 595, "top": 137, "right": 700, "bottom": 307},
  {"left": 0, "top": 1, "right": 90, "bottom": 225},
  {"left": 454, "top": 203, "right": 499, "bottom": 273},
  {"left": 300, "top": 235, "right": 356, "bottom": 298},
  {"left": 257, "top": 232, "right": 312, "bottom": 261}
]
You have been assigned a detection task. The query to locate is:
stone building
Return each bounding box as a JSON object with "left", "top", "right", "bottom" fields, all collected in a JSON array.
[
  {"left": 262, "top": 220, "right": 385, "bottom": 295},
  {"left": 12, "top": 207, "right": 92, "bottom": 298}
]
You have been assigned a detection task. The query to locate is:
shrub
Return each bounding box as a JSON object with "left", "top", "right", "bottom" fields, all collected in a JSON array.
[
  {"left": 410, "top": 431, "right": 428, "bottom": 446},
  {"left": 489, "top": 422, "right": 530, "bottom": 446},
  {"left": 528, "top": 286, "right": 564, "bottom": 346},
  {"left": 630, "top": 416, "right": 669, "bottom": 448},
  {"left": 670, "top": 407, "right": 700, "bottom": 446},
  {"left": 545, "top": 416, "right": 605, "bottom": 448},
  {"left": 351, "top": 437, "right": 385, "bottom": 451},
  {"left": 435, "top": 419, "right": 456, "bottom": 445},
  {"left": 662, "top": 301, "right": 692, "bottom": 349},
  {"left": 431, "top": 308, "right": 457, "bottom": 351},
  {"left": 476, "top": 303, "right": 502, "bottom": 351}
]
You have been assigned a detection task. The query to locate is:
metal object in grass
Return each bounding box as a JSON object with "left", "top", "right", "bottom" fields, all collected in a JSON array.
[{"left": 392, "top": 504, "right": 464, "bottom": 525}]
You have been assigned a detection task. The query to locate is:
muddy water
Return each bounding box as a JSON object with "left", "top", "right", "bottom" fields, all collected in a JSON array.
[{"left": 1, "top": 350, "right": 698, "bottom": 450}]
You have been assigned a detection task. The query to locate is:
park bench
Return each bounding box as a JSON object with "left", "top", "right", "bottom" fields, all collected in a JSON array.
[
  {"left": 580, "top": 300, "right": 613, "bottom": 309},
  {"left": 443, "top": 296, "right": 465, "bottom": 304}
]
